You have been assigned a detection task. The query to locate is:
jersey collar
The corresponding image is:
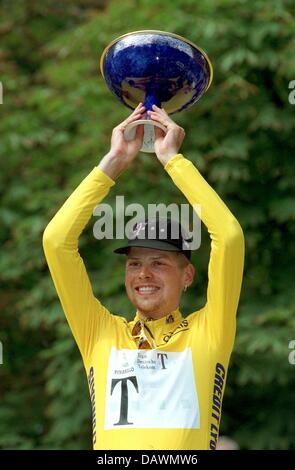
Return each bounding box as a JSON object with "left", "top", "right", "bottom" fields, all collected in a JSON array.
[{"left": 133, "top": 308, "right": 183, "bottom": 328}]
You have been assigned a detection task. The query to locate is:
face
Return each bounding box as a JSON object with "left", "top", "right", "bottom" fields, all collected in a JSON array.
[{"left": 125, "top": 247, "right": 194, "bottom": 319}]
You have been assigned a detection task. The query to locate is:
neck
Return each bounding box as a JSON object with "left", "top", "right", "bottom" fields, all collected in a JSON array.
[{"left": 137, "top": 306, "right": 179, "bottom": 321}]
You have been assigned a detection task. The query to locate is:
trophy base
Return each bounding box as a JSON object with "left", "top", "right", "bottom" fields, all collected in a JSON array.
[{"left": 124, "top": 119, "right": 167, "bottom": 153}]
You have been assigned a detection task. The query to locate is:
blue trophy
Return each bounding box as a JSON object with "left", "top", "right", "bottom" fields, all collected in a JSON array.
[{"left": 100, "top": 30, "right": 213, "bottom": 153}]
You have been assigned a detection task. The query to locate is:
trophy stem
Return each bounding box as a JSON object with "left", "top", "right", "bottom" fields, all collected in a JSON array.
[
  {"left": 124, "top": 89, "right": 167, "bottom": 153},
  {"left": 124, "top": 118, "right": 167, "bottom": 154},
  {"left": 143, "top": 89, "right": 161, "bottom": 116}
]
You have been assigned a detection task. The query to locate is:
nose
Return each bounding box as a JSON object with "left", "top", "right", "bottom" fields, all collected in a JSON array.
[{"left": 138, "top": 264, "right": 153, "bottom": 279}]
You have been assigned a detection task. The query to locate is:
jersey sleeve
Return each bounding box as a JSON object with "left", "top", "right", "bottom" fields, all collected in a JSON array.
[
  {"left": 42, "top": 166, "right": 116, "bottom": 361},
  {"left": 165, "top": 154, "right": 245, "bottom": 347}
]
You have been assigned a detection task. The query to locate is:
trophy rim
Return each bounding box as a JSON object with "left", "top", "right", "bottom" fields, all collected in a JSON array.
[{"left": 99, "top": 29, "right": 213, "bottom": 94}]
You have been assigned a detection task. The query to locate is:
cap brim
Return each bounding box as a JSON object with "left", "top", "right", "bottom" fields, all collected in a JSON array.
[{"left": 114, "top": 239, "right": 191, "bottom": 258}]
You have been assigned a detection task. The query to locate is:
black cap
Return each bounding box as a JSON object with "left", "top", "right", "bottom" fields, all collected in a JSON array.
[{"left": 114, "top": 217, "right": 192, "bottom": 260}]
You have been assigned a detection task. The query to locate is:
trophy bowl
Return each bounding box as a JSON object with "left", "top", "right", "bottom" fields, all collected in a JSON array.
[{"left": 100, "top": 30, "right": 213, "bottom": 152}]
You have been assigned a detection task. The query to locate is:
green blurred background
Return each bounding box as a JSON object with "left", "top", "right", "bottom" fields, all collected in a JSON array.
[{"left": 0, "top": 0, "right": 294, "bottom": 450}]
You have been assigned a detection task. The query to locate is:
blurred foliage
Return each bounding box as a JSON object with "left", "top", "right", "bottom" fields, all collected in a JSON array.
[{"left": 0, "top": 0, "right": 295, "bottom": 450}]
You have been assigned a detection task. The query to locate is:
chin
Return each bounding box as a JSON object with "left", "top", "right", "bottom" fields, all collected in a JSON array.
[
  {"left": 133, "top": 298, "right": 162, "bottom": 314},
  {"left": 137, "top": 299, "right": 159, "bottom": 310}
]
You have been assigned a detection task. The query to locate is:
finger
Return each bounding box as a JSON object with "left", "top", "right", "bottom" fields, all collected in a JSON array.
[
  {"left": 135, "top": 123, "right": 144, "bottom": 141},
  {"left": 152, "top": 104, "right": 169, "bottom": 116},
  {"left": 149, "top": 110, "right": 178, "bottom": 130},
  {"left": 148, "top": 110, "right": 171, "bottom": 127},
  {"left": 122, "top": 104, "right": 145, "bottom": 122},
  {"left": 154, "top": 126, "right": 165, "bottom": 140},
  {"left": 127, "top": 111, "right": 144, "bottom": 123},
  {"left": 118, "top": 111, "right": 144, "bottom": 130},
  {"left": 150, "top": 108, "right": 171, "bottom": 122},
  {"left": 133, "top": 103, "right": 145, "bottom": 114}
]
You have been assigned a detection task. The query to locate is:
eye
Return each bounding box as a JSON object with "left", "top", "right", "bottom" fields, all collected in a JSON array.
[
  {"left": 154, "top": 261, "right": 164, "bottom": 266},
  {"left": 128, "top": 261, "right": 140, "bottom": 267}
]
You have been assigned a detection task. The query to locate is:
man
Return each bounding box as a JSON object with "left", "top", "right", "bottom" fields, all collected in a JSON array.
[{"left": 43, "top": 104, "right": 244, "bottom": 450}]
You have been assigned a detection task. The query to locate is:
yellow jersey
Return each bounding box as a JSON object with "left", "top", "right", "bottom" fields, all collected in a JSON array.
[{"left": 43, "top": 154, "right": 244, "bottom": 450}]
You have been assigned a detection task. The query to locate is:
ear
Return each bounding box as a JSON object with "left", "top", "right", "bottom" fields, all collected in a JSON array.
[{"left": 183, "top": 263, "right": 195, "bottom": 287}]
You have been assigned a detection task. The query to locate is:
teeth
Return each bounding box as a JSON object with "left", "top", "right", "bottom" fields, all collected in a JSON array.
[{"left": 138, "top": 287, "right": 158, "bottom": 292}]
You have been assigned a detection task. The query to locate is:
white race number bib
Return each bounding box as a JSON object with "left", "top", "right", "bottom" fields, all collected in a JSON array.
[{"left": 104, "top": 347, "right": 200, "bottom": 429}]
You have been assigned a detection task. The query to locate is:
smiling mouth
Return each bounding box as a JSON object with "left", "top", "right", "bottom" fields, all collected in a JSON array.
[{"left": 135, "top": 286, "right": 160, "bottom": 295}]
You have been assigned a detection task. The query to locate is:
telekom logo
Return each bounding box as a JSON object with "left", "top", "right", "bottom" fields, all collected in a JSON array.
[{"left": 132, "top": 221, "right": 148, "bottom": 237}]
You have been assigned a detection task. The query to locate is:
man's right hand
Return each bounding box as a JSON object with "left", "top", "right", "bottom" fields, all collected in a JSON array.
[{"left": 98, "top": 103, "right": 145, "bottom": 180}]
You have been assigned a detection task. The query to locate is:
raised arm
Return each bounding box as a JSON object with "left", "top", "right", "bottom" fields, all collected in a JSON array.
[
  {"left": 150, "top": 105, "right": 245, "bottom": 345},
  {"left": 43, "top": 105, "right": 145, "bottom": 360}
]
